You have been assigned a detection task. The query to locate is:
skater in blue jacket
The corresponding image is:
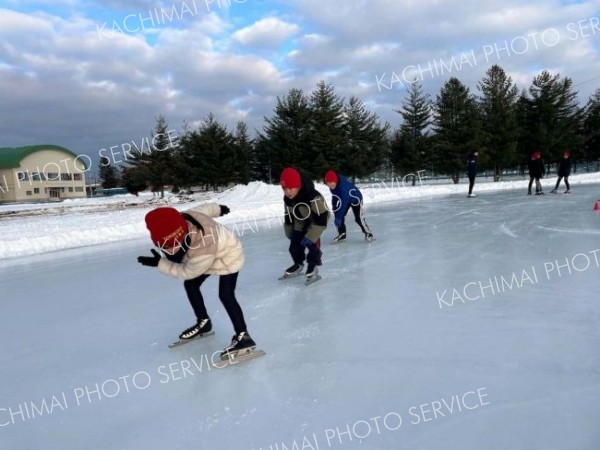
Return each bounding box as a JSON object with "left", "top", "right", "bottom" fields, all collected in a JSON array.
[{"left": 324, "top": 170, "right": 374, "bottom": 243}]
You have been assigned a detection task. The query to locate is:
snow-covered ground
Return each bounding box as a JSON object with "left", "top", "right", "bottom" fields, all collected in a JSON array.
[
  {"left": 1, "top": 172, "right": 599, "bottom": 260},
  {"left": 1, "top": 174, "right": 599, "bottom": 449}
]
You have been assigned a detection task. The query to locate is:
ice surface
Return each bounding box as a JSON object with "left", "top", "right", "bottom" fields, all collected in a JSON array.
[{"left": 0, "top": 179, "right": 599, "bottom": 449}]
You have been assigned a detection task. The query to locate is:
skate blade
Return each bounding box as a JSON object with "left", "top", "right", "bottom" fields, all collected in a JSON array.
[
  {"left": 278, "top": 272, "right": 303, "bottom": 280},
  {"left": 304, "top": 275, "right": 322, "bottom": 286},
  {"left": 212, "top": 349, "right": 266, "bottom": 369},
  {"left": 168, "top": 331, "right": 215, "bottom": 348}
]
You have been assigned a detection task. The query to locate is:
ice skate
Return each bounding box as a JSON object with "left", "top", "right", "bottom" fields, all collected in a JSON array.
[
  {"left": 332, "top": 232, "right": 346, "bottom": 243},
  {"left": 551, "top": 189, "right": 558, "bottom": 194},
  {"left": 169, "top": 319, "right": 214, "bottom": 348},
  {"left": 467, "top": 193, "right": 477, "bottom": 198},
  {"left": 220, "top": 332, "right": 256, "bottom": 359},
  {"left": 564, "top": 190, "right": 571, "bottom": 194},
  {"left": 365, "top": 233, "right": 375, "bottom": 242},
  {"left": 304, "top": 263, "right": 322, "bottom": 286},
  {"left": 279, "top": 262, "right": 304, "bottom": 280}
]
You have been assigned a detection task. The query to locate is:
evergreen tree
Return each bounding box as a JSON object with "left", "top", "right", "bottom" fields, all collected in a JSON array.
[
  {"left": 98, "top": 156, "right": 119, "bottom": 189},
  {"left": 518, "top": 70, "right": 583, "bottom": 163},
  {"left": 124, "top": 114, "right": 177, "bottom": 198},
  {"left": 391, "top": 80, "right": 432, "bottom": 184},
  {"left": 583, "top": 88, "right": 600, "bottom": 160},
  {"left": 232, "top": 121, "right": 253, "bottom": 184},
  {"left": 477, "top": 65, "right": 519, "bottom": 181},
  {"left": 121, "top": 166, "right": 147, "bottom": 196},
  {"left": 341, "top": 96, "right": 389, "bottom": 180},
  {"left": 307, "top": 81, "right": 346, "bottom": 178},
  {"left": 258, "top": 88, "right": 312, "bottom": 181},
  {"left": 432, "top": 77, "right": 480, "bottom": 183},
  {"left": 180, "top": 113, "right": 235, "bottom": 190}
]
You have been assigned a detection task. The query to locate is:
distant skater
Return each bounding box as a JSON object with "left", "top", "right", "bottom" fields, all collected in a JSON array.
[
  {"left": 324, "top": 169, "right": 374, "bottom": 242},
  {"left": 551, "top": 151, "right": 572, "bottom": 194},
  {"left": 466, "top": 150, "right": 479, "bottom": 198},
  {"left": 527, "top": 151, "right": 545, "bottom": 195}
]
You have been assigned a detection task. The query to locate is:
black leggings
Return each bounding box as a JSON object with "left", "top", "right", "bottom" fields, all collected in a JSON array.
[
  {"left": 528, "top": 177, "right": 542, "bottom": 193},
  {"left": 554, "top": 176, "right": 570, "bottom": 191},
  {"left": 338, "top": 202, "right": 372, "bottom": 235},
  {"left": 183, "top": 272, "right": 247, "bottom": 334},
  {"left": 289, "top": 230, "right": 322, "bottom": 266},
  {"left": 468, "top": 174, "right": 475, "bottom": 195}
]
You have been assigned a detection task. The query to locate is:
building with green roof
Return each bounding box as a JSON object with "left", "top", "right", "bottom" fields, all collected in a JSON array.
[{"left": 0, "top": 145, "right": 88, "bottom": 203}]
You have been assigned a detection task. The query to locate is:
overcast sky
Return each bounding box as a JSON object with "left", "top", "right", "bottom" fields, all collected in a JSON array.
[{"left": 1, "top": 0, "right": 600, "bottom": 173}]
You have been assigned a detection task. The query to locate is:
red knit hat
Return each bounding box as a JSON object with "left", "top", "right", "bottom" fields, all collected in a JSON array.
[
  {"left": 563, "top": 151, "right": 570, "bottom": 157},
  {"left": 145, "top": 207, "right": 188, "bottom": 248},
  {"left": 280, "top": 167, "right": 301, "bottom": 189},
  {"left": 324, "top": 170, "right": 338, "bottom": 184}
]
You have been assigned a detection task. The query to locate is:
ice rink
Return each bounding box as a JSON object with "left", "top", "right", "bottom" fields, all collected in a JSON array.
[{"left": 1, "top": 184, "right": 599, "bottom": 449}]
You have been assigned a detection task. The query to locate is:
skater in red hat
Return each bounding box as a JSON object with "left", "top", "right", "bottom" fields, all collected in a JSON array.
[
  {"left": 137, "top": 204, "right": 256, "bottom": 358},
  {"left": 279, "top": 167, "right": 329, "bottom": 283},
  {"left": 324, "top": 169, "right": 374, "bottom": 243},
  {"left": 527, "top": 151, "right": 545, "bottom": 195},
  {"left": 551, "top": 151, "right": 572, "bottom": 194}
]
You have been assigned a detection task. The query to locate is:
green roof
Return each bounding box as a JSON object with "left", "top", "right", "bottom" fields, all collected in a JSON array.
[{"left": 0, "top": 145, "right": 88, "bottom": 170}]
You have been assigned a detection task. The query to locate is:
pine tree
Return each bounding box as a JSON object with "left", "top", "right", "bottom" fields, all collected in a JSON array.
[
  {"left": 341, "top": 96, "right": 389, "bottom": 180},
  {"left": 180, "top": 113, "right": 235, "bottom": 190},
  {"left": 307, "top": 81, "right": 346, "bottom": 178},
  {"left": 583, "top": 88, "right": 600, "bottom": 160},
  {"left": 124, "top": 115, "right": 177, "bottom": 198},
  {"left": 232, "top": 121, "right": 253, "bottom": 185},
  {"left": 477, "top": 65, "right": 519, "bottom": 181},
  {"left": 258, "top": 88, "right": 312, "bottom": 182},
  {"left": 98, "top": 156, "right": 119, "bottom": 189},
  {"left": 391, "top": 80, "right": 432, "bottom": 184},
  {"left": 518, "top": 71, "right": 583, "bottom": 163},
  {"left": 432, "top": 77, "right": 480, "bottom": 183},
  {"left": 121, "top": 166, "right": 147, "bottom": 196}
]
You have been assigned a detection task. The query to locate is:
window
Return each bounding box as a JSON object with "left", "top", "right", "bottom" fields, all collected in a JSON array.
[
  {"left": 26, "top": 190, "right": 32, "bottom": 196},
  {"left": 73, "top": 173, "right": 83, "bottom": 181},
  {"left": 46, "top": 172, "right": 60, "bottom": 181},
  {"left": 75, "top": 187, "right": 84, "bottom": 192},
  {"left": 60, "top": 187, "right": 65, "bottom": 193},
  {"left": 18, "top": 172, "right": 29, "bottom": 181},
  {"left": 61, "top": 173, "right": 72, "bottom": 181},
  {"left": 34, "top": 188, "right": 40, "bottom": 194},
  {"left": 68, "top": 187, "right": 73, "bottom": 192},
  {"left": 32, "top": 172, "right": 43, "bottom": 181}
]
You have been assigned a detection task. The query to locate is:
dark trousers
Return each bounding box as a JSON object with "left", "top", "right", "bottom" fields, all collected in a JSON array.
[
  {"left": 554, "top": 176, "right": 570, "bottom": 190},
  {"left": 338, "top": 202, "right": 372, "bottom": 235},
  {"left": 183, "top": 272, "right": 247, "bottom": 335},
  {"left": 289, "top": 231, "right": 322, "bottom": 266},
  {"left": 468, "top": 174, "right": 475, "bottom": 195},
  {"left": 528, "top": 177, "right": 542, "bottom": 193}
]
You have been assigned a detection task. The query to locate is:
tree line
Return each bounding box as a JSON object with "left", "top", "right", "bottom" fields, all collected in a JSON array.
[{"left": 99, "top": 65, "right": 600, "bottom": 194}]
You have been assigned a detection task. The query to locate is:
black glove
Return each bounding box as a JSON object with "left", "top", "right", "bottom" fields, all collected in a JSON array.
[
  {"left": 219, "top": 205, "right": 230, "bottom": 216},
  {"left": 137, "top": 249, "right": 161, "bottom": 267}
]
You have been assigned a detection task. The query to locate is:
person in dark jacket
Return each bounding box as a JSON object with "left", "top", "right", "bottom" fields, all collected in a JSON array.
[
  {"left": 280, "top": 167, "right": 329, "bottom": 281},
  {"left": 551, "top": 151, "right": 572, "bottom": 194},
  {"left": 527, "top": 151, "right": 545, "bottom": 195},
  {"left": 324, "top": 170, "right": 374, "bottom": 242},
  {"left": 466, "top": 150, "right": 479, "bottom": 198}
]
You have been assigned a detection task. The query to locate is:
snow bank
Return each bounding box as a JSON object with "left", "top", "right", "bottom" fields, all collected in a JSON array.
[{"left": 1, "top": 173, "right": 599, "bottom": 260}]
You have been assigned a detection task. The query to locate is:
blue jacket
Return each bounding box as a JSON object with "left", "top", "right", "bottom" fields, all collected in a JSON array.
[{"left": 329, "top": 173, "right": 363, "bottom": 221}]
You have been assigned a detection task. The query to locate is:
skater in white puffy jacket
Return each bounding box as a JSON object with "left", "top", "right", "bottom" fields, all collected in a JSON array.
[{"left": 137, "top": 203, "right": 256, "bottom": 357}]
